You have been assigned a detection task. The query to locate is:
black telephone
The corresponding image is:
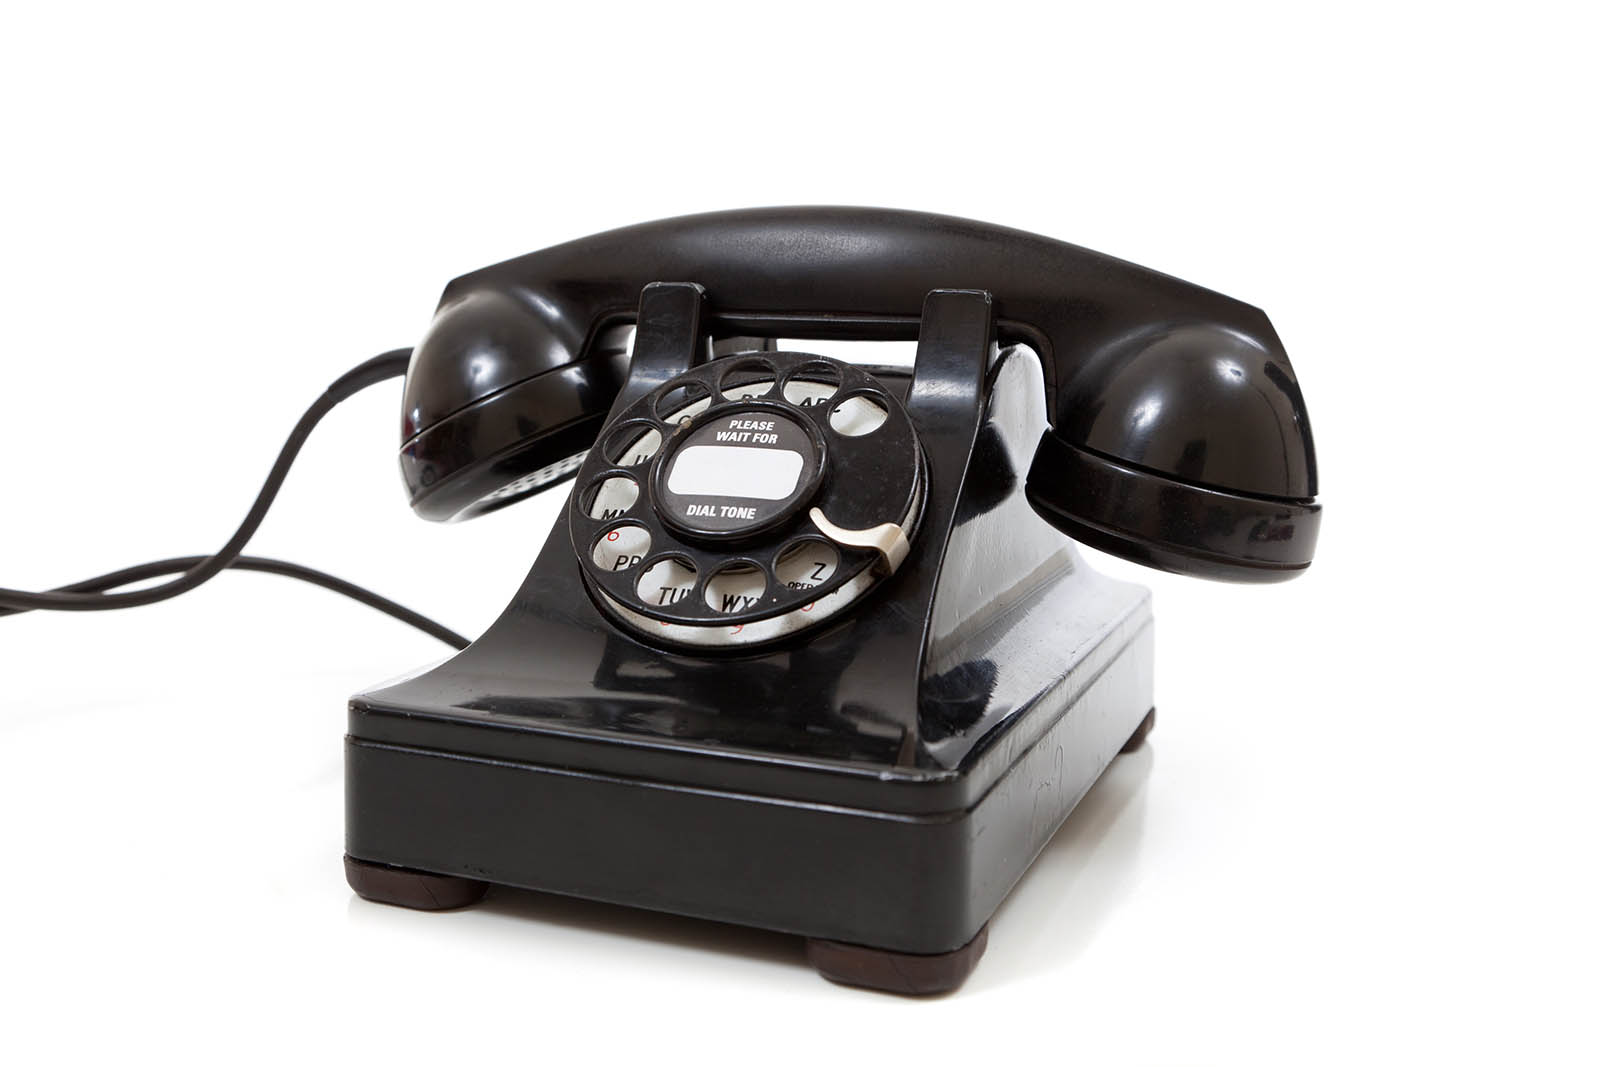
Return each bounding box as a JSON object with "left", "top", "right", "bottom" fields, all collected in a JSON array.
[
  {"left": 350, "top": 208, "right": 1318, "bottom": 992},
  {"left": 11, "top": 208, "right": 1321, "bottom": 994}
]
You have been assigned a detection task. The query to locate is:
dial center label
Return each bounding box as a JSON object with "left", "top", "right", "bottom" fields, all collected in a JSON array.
[{"left": 657, "top": 408, "right": 819, "bottom": 536}]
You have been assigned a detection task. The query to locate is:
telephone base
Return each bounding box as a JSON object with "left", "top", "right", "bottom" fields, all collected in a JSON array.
[
  {"left": 345, "top": 317, "right": 1158, "bottom": 992},
  {"left": 345, "top": 573, "right": 1153, "bottom": 993},
  {"left": 342, "top": 693, "right": 1151, "bottom": 995}
]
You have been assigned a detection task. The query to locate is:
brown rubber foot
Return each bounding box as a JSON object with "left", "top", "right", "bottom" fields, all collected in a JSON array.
[
  {"left": 1121, "top": 707, "right": 1156, "bottom": 753},
  {"left": 806, "top": 925, "right": 988, "bottom": 995},
  {"left": 344, "top": 855, "right": 488, "bottom": 911}
]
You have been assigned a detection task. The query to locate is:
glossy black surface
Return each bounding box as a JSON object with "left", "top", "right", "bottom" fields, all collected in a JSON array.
[
  {"left": 356, "top": 293, "right": 1138, "bottom": 800},
  {"left": 1027, "top": 434, "right": 1320, "bottom": 581},
  {"left": 401, "top": 334, "right": 628, "bottom": 521},
  {"left": 1056, "top": 320, "right": 1316, "bottom": 500},
  {"left": 354, "top": 213, "right": 1327, "bottom": 961},
  {"left": 349, "top": 291, "right": 1157, "bottom": 954},
  {"left": 398, "top": 207, "right": 1319, "bottom": 581}
]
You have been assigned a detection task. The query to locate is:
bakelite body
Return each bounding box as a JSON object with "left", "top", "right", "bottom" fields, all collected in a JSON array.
[
  {"left": 349, "top": 212, "right": 1321, "bottom": 988},
  {"left": 352, "top": 289, "right": 1155, "bottom": 961}
]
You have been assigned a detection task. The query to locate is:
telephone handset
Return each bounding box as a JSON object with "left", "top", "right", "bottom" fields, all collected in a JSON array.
[{"left": 399, "top": 207, "right": 1318, "bottom": 586}]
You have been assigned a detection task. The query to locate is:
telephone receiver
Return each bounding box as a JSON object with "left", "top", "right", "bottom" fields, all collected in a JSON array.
[{"left": 399, "top": 206, "right": 1318, "bottom": 581}]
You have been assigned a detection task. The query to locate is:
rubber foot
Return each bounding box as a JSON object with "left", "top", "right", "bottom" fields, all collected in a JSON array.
[
  {"left": 1121, "top": 707, "right": 1156, "bottom": 753},
  {"left": 806, "top": 925, "right": 988, "bottom": 995},
  {"left": 344, "top": 855, "right": 488, "bottom": 911}
]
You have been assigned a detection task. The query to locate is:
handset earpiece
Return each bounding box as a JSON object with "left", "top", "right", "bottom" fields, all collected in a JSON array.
[
  {"left": 399, "top": 288, "right": 630, "bottom": 521},
  {"left": 1025, "top": 318, "right": 1320, "bottom": 582}
]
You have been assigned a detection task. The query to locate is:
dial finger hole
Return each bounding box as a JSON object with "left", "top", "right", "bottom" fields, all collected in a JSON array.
[
  {"left": 775, "top": 540, "right": 839, "bottom": 591},
  {"left": 829, "top": 394, "right": 889, "bottom": 437},
  {"left": 782, "top": 361, "right": 842, "bottom": 408},
  {"left": 704, "top": 563, "right": 767, "bottom": 614},
  {"left": 603, "top": 420, "right": 663, "bottom": 466},
  {"left": 657, "top": 382, "right": 712, "bottom": 428},
  {"left": 584, "top": 475, "right": 639, "bottom": 520},
  {"left": 635, "top": 557, "right": 698, "bottom": 608},
  {"left": 592, "top": 523, "right": 651, "bottom": 572},
  {"left": 718, "top": 357, "right": 778, "bottom": 400}
]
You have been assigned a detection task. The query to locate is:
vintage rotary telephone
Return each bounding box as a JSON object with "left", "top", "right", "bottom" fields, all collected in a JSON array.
[{"left": 3, "top": 208, "right": 1319, "bottom": 994}]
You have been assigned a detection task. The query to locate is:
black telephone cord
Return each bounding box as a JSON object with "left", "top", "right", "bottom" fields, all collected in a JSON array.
[
  {"left": 0, "top": 349, "right": 470, "bottom": 649},
  {"left": 0, "top": 554, "right": 469, "bottom": 650}
]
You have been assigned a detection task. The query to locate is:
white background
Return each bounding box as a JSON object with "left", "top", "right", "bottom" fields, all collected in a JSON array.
[{"left": 2, "top": 3, "right": 1595, "bottom": 1063}]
